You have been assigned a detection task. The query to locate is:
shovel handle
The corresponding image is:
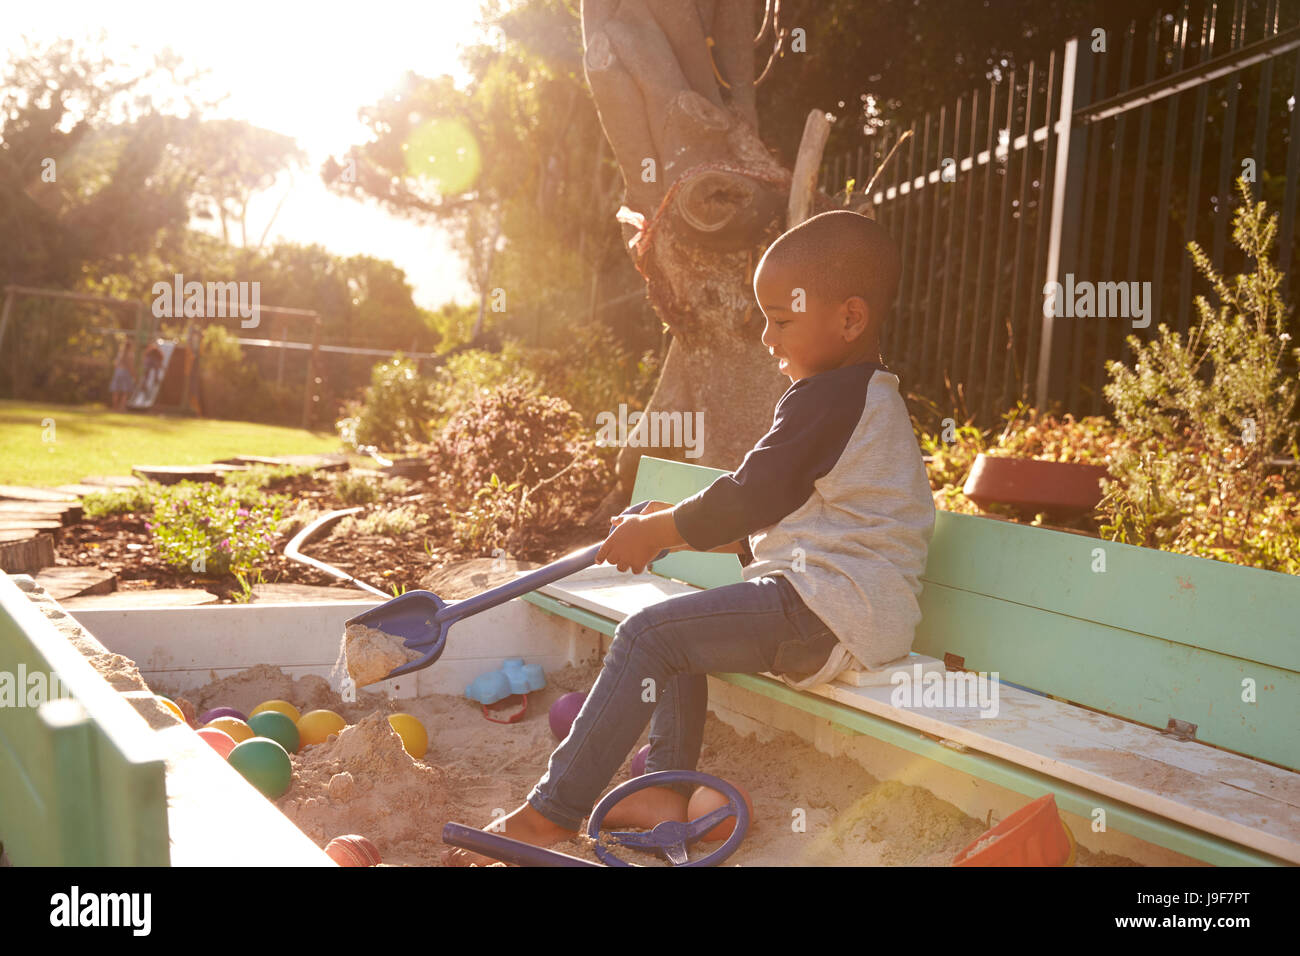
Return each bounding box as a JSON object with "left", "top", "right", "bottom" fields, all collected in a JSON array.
[{"left": 434, "top": 500, "right": 666, "bottom": 625}]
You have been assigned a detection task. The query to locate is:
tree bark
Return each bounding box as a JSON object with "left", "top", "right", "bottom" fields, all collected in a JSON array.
[{"left": 582, "top": 0, "right": 803, "bottom": 513}]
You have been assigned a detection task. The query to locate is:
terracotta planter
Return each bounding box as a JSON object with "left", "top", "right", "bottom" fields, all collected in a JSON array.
[{"left": 962, "top": 454, "right": 1108, "bottom": 514}]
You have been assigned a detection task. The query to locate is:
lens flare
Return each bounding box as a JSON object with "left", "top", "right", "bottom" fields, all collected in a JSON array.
[{"left": 404, "top": 118, "right": 481, "bottom": 194}]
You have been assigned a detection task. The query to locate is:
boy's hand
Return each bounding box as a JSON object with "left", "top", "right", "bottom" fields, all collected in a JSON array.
[{"left": 596, "top": 503, "right": 682, "bottom": 574}]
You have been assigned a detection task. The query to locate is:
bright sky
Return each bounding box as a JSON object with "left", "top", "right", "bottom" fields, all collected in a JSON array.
[{"left": 5, "top": 0, "right": 489, "bottom": 309}]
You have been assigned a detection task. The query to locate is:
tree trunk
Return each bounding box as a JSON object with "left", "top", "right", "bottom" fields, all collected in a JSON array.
[{"left": 581, "top": 0, "right": 803, "bottom": 512}]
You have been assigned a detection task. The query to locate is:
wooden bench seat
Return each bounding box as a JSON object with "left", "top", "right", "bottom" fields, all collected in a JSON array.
[{"left": 522, "top": 455, "right": 1300, "bottom": 866}]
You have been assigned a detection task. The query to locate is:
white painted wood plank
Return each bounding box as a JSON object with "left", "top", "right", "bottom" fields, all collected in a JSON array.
[{"left": 796, "top": 676, "right": 1300, "bottom": 862}]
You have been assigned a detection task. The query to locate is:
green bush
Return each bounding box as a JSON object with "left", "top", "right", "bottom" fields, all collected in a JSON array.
[
  {"left": 335, "top": 355, "right": 439, "bottom": 452},
  {"left": 147, "top": 482, "right": 286, "bottom": 577},
  {"left": 201, "top": 325, "right": 301, "bottom": 425},
  {"left": 329, "top": 470, "right": 407, "bottom": 505},
  {"left": 333, "top": 504, "right": 424, "bottom": 537},
  {"left": 1100, "top": 178, "right": 1300, "bottom": 573},
  {"left": 82, "top": 483, "right": 162, "bottom": 518}
]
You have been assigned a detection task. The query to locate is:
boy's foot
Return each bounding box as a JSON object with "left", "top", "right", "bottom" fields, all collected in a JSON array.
[
  {"left": 599, "top": 785, "right": 689, "bottom": 830},
  {"left": 442, "top": 802, "right": 577, "bottom": 867}
]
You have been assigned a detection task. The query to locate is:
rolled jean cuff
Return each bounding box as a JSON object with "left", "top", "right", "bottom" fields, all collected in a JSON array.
[{"left": 525, "top": 786, "right": 584, "bottom": 832}]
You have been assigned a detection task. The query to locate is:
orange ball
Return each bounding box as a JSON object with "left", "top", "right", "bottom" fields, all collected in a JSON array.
[
  {"left": 297, "top": 709, "right": 346, "bottom": 747},
  {"left": 687, "top": 781, "right": 754, "bottom": 842},
  {"left": 325, "top": 834, "right": 382, "bottom": 867},
  {"left": 157, "top": 696, "right": 185, "bottom": 723},
  {"left": 205, "top": 716, "right": 254, "bottom": 743},
  {"left": 196, "top": 726, "right": 237, "bottom": 759}
]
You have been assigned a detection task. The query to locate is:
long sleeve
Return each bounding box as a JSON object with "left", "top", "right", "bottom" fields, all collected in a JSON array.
[{"left": 671, "top": 365, "right": 879, "bottom": 552}]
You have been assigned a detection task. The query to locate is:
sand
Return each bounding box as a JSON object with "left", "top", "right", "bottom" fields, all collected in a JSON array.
[
  {"left": 159, "top": 661, "right": 1138, "bottom": 867},
  {"left": 344, "top": 622, "right": 423, "bottom": 687}
]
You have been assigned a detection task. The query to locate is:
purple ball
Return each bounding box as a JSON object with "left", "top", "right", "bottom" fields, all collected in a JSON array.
[
  {"left": 630, "top": 743, "right": 650, "bottom": 777},
  {"left": 199, "top": 706, "right": 247, "bottom": 725},
  {"left": 548, "top": 692, "right": 587, "bottom": 740}
]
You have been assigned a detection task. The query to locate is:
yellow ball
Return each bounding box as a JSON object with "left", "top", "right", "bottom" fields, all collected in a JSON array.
[
  {"left": 387, "top": 713, "right": 428, "bottom": 759},
  {"left": 297, "top": 709, "right": 346, "bottom": 747},
  {"left": 157, "top": 696, "right": 185, "bottom": 723},
  {"left": 250, "top": 699, "right": 302, "bottom": 723},
  {"left": 206, "top": 716, "right": 254, "bottom": 743}
]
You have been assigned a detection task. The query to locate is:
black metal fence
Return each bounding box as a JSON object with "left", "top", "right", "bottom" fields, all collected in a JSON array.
[{"left": 822, "top": 0, "right": 1300, "bottom": 428}]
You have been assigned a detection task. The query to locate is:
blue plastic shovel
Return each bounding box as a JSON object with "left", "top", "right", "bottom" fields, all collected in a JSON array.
[{"left": 344, "top": 500, "right": 668, "bottom": 682}]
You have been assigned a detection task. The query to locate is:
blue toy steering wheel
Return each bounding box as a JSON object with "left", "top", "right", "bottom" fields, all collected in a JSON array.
[{"left": 587, "top": 770, "right": 749, "bottom": 867}]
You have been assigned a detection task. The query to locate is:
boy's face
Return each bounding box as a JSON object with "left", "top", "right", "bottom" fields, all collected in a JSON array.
[{"left": 754, "top": 258, "right": 862, "bottom": 383}]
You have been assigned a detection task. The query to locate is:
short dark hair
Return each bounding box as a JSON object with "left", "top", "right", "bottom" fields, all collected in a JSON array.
[{"left": 759, "top": 211, "right": 902, "bottom": 322}]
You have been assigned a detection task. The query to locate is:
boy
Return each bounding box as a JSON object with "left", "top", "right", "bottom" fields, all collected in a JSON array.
[{"left": 445, "top": 210, "right": 935, "bottom": 864}]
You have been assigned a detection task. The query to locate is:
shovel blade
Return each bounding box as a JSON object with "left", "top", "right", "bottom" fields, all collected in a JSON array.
[{"left": 345, "top": 590, "right": 451, "bottom": 680}]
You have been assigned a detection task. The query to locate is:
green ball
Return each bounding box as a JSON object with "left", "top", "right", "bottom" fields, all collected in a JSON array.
[
  {"left": 227, "top": 737, "right": 293, "bottom": 799},
  {"left": 248, "top": 710, "right": 300, "bottom": 754}
]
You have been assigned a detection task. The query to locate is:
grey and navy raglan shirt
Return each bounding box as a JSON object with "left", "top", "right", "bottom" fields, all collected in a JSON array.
[{"left": 671, "top": 361, "right": 936, "bottom": 689}]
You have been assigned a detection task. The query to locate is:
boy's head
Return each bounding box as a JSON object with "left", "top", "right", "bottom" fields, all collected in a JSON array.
[{"left": 753, "top": 210, "right": 901, "bottom": 382}]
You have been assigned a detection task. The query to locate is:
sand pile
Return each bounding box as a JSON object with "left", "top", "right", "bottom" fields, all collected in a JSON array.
[
  {"left": 343, "top": 622, "right": 422, "bottom": 687},
  {"left": 173, "top": 663, "right": 385, "bottom": 723},
  {"left": 279, "top": 712, "right": 451, "bottom": 866}
]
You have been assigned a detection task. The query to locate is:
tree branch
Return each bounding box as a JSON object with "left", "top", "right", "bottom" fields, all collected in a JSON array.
[{"left": 787, "top": 109, "right": 831, "bottom": 227}]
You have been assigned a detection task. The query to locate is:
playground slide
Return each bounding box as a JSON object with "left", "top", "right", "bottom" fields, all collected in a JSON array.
[{"left": 127, "top": 341, "right": 176, "bottom": 410}]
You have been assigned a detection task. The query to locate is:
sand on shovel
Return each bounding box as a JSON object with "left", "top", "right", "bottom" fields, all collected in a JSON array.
[{"left": 344, "top": 622, "right": 423, "bottom": 687}]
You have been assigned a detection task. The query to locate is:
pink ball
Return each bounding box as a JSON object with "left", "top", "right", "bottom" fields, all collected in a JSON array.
[
  {"left": 548, "top": 691, "right": 587, "bottom": 740},
  {"left": 630, "top": 743, "right": 650, "bottom": 777},
  {"left": 196, "top": 727, "right": 237, "bottom": 759}
]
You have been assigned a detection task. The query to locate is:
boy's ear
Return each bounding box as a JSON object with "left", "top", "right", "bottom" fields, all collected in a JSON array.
[{"left": 843, "top": 294, "right": 873, "bottom": 340}]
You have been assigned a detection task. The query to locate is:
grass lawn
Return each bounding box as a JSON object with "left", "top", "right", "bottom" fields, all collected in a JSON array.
[{"left": 0, "top": 400, "right": 345, "bottom": 487}]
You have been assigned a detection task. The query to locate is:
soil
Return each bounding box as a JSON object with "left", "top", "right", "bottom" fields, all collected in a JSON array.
[{"left": 51, "top": 470, "right": 602, "bottom": 603}]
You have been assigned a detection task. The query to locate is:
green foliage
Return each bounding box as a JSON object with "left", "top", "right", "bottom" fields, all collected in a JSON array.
[
  {"left": 333, "top": 505, "right": 424, "bottom": 538},
  {"left": 335, "top": 356, "right": 439, "bottom": 451},
  {"left": 329, "top": 470, "right": 408, "bottom": 506},
  {"left": 525, "top": 323, "right": 661, "bottom": 428},
  {"left": 429, "top": 378, "right": 607, "bottom": 555},
  {"left": 337, "top": 344, "right": 542, "bottom": 452},
  {"left": 82, "top": 483, "right": 162, "bottom": 519},
  {"left": 146, "top": 482, "right": 286, "bottom": 577},
  {"left": 221, "top": 463, "right": 316, "bottom": 493},
  {"left": 199, "top": 325, "right": 302, "bottom": 425},
  {"left": 1099, "top": 179, "right": 1300, "bottom": 573},
  {"left": 450, "top": 472, "right": 530, "bottom": 554}
]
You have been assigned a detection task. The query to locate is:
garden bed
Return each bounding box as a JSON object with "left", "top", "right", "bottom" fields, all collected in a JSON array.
[{"left": 51, "top": 468, "right": 601, "bottom": 603}]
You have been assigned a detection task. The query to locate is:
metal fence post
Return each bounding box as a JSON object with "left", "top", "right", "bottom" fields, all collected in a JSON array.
[{"left": 1035, "top": 37, "right": 1093, "bottom": 413}]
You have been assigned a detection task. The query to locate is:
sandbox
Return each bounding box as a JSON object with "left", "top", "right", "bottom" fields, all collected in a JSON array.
[{"left": 19, "top": 584, "right": 1143, "bottom": 867}]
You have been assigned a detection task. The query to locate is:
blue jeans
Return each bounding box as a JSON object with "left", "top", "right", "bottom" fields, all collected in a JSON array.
[{"left": 526, "top": 573, "right": 838, "bottom": 831}]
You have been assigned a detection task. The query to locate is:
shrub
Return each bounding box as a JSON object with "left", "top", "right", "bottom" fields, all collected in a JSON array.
[
  {"left": 1100, "top": 178, "right": 1300, "bottom": 572},
  {"left": 200, "top": 326, "right": 301, "bottom": 425},
  {"left": 335, "top": 354, "right": 439, "bottom": 451},
  {"left": 329, "top": 471, "right": 407, "bottom": 505},
  {"left": 222, "top": 464, "right": 316, "bottom": 493},
  {"left": 428, "top": 378, "right": 608, "bottom": 555},
  {"left": 147, "top": 482, "right": 286, "bottom": 577},
  {"left": 333, "top": 504, "right": 424, "bottom": 538},
  {"left": 82, "top": 483, "right": 161, "bottom": 518}
]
